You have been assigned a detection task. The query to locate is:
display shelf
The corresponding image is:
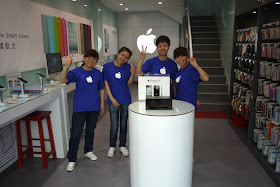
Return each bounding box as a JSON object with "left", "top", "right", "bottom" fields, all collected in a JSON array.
[{"left": 229, "top": 1, "right": 280, "bottom": 186}]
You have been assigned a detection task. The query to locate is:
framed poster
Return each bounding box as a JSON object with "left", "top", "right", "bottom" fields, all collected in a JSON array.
[
  {"left": 102, "top": 24, "right": 118, "bottom": 56},
  {"left": 67, "top": 22, "right": 78, "bottom": 54}
]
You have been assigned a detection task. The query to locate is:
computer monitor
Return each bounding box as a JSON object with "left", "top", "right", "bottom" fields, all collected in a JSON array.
[{"left": 45, "top": 53, "right": 63, "bottom": 80}]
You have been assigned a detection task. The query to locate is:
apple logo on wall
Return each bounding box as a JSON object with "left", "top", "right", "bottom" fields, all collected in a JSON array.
[{"left": 137, "top": 28, "right": 157, "bottom": 54}]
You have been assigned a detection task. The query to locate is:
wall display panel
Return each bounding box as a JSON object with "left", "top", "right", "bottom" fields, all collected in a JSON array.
[
  {"left": 102, "top": 24, "right": 118, "bottom": 57},
  {"left": 0, "top": 0, "right": 94, "bottom": 76}
]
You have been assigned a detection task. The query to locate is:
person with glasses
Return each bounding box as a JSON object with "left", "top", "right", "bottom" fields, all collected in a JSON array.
[{"left": 102, "top": 47, "right": 135, "bottom": 157}]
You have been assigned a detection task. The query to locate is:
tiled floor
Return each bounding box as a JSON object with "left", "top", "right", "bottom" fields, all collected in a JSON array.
[{"left": 0, "top": 84, "right": 276, "bottom": 187}]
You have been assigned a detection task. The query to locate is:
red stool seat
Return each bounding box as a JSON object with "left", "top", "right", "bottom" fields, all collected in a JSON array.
[{"left": 16, "top": 111, "right": 57, "bottom": 168}]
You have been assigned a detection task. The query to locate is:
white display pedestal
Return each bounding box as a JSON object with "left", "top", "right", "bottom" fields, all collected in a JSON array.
[{"left": 128, "top": 100, "right": 195, "bottom": 187}]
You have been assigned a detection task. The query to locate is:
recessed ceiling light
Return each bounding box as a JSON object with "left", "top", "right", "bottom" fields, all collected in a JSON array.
[
  {"left": 84, "top": 4, "right": 87, "bottom": 7},
  {"left": 119, "top": 3, "right": 124, "bottom": 6},
  {"left": 98, "top": 9, "right": 101, "bottom": 11},
  {"left": 72, "top": 0, "right": 76, "bottom": 2},
  {"left": 276, "top": 2, "right": 280, "bottom": 5},
  {"left": 158, "top": 2, "right": 163, "bottom": 5},
  {"left": 125, "top": 8, "right": 128, "bottom": 10},
  {"left": 253, "top": 11, "right": 257, "bottom": 13}
]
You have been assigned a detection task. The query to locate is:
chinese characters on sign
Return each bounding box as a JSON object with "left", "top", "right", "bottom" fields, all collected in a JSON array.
[{"left": 0, "top": 33, "right": 30, "bottom": 50}]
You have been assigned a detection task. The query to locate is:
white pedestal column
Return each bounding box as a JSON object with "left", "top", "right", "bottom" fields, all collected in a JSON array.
[{"left": 129, "top": 100, "right": 195, "bottom": 187}]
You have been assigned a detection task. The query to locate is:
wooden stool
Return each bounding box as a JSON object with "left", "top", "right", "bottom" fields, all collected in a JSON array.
[{"left": 16, "top": 111, "right": 57, "bottom": 168}]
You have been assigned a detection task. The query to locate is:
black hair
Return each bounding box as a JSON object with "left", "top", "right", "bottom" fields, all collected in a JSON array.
[
  {"left": 84, "top": 49, "right": 99, "bottom": 60},
  {"left": 156, "top": 35, "right": 170, "bottom": 46},
  {"left": 174, "top": 47, "right": 188, "bottom": 59},
  {"left": 118, "top": 47, "right": 133, "bottom": 59},
  {"left": 81, "top": 49, "right": 99, "bottom": 67}
]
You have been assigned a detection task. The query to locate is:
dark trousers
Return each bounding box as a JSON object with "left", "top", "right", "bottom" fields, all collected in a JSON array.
[
  {"left": 67, "top": 111, "right": 99, "bottom": 162},
  {"left": 109, "top": 104, "right": 129, "bottom": 147}
]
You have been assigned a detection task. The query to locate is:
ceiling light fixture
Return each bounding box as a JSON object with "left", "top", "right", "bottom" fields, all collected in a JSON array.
[
  {"left": 158, "top": 2, "right": 163, "bottom": 5},
  {"left": 84, "top": 4, "right": 88, "bottom": 7},
  {"left": 98, "top": 9, "right": 101, "bottom": 11},
  {"left": 125, "top": 8, "right": 128, "bottom": 10},
  {"left": 119, "top": 3, "right": 124, "bottom": 6},
  {"left": 72, "top": 0, "right": 76, "bottom": 2},
  {"left": 253, "top": 11, "right": 257, "bottom": 13},
  {"left": 275, "top": 2, "right": 280, "bottom": 5}
]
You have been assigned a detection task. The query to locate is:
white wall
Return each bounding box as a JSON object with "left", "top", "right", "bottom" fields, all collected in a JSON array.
[
  {"left": 117, "top": 11, "right": 180, "bottom": 66},
  {"left": 0, "top": 0, "right": 93, "bottom": 76}
]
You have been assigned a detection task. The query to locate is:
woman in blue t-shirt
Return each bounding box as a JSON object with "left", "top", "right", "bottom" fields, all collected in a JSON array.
[
  {"left": 103, "top": 47, "right": 135, "bottom": 158},
  {"left": 60, "top": 49, "right": 105, "bottom": 172},
  {"left": 173, "top": 47, "right": 209, "bottom": 109}
]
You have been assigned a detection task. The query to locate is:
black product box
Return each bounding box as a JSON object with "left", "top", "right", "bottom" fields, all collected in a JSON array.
[{"left": 146, "top": 96, "right": 172, "bottom": 110}]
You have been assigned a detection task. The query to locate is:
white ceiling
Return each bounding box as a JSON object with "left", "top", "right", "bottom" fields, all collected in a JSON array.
[
  {"left": 99, "top": 0, "right": 185, "bottom": 12},
  {"left": 99, "top": 0, "right": 185, "bottom": 23}
]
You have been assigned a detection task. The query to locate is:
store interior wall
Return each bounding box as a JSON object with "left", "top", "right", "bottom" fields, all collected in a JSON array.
[
  {"left": 235, "top": 0, "right": 276, "bottom": 16},
  {"left": 117, "top": 12, "right": 179, "bottom": 71},
  {"left": 0, "top": 0, "right": 272, "bottom": 88},
  {"left": 215, "top": 0, "right": 235, "bottom": 84},
  {"left": 0, "top": 0, "right": 117, "bottom": 87},
  {"left": 185, "top": 0, "right": 235, "bottom": 84},
  {"left": 31, "top": 0, "right": 117, "bottom": 64}
]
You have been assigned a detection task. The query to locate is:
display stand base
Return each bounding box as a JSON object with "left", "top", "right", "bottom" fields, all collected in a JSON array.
[{"left": 19, "top": 94, "right": 29, "bottom": 98}]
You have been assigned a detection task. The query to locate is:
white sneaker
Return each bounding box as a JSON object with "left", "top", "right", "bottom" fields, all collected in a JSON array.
[
  {"left": 84, "top": 152, "right": 98, "bottom": 161},
  {"left": 66, "top": 162, "right": 75, "bottom": 172},
  {"left": 107, "top": 147, "right": 115, "bottom": 158},
  {"left": 120, "top": 147, "right": 129, "bottom": 157}
]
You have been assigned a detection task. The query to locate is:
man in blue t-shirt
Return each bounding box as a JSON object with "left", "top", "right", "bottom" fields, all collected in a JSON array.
[{"left": 135, "top": 35, "right": 178, "bottom": 98}]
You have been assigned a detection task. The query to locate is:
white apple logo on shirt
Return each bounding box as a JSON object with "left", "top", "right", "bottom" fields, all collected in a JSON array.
[
  {"left": 86, "top": 76, "right": 93, "bottom": 83},
  {"left": 176, "top": 75, "right": 181, "bottom": 83},
  {"left": 160, "top": 67, "right": 166, "bottom": 74},
  {"left": 115, "top": 72, "right": 121, "bottom": 79},
  {"left": 137, "top": 28, "right": 157, "bottom": 54}
]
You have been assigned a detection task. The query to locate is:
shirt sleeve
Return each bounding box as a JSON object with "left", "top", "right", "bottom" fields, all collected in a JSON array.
[
  {"left": 103, "top": 64, "right": 109, "bottom": 81},
  {"left": 191, "top": 66, "right": 201, "bottom": 83},
  {"left": 67, "top": 69, "right": 76, "bottom": 83},
  {"left": 142, "top": 58, "right": 152, "bottom": 74},
  {"left": 170, "top": 60, "right": 178, "bottom": 80},
  {"left": 98, "top": 72, "right": 105, "bottom": 90}
]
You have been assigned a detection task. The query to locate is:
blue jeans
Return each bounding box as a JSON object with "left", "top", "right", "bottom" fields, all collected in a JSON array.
[
  {"left": 67, "top": 111, "right": 99, "bottom": 162},
  {"left": 109, "top": 104, "right": 129, "bottom": 147}
]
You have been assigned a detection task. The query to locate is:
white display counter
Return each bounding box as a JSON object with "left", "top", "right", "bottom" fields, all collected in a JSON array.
[
  {"left": 128, "top": 100, "right": 195, "bottom": 187},
  {"left": 0, "top": 83, "right": 75, "bottom": 159}
]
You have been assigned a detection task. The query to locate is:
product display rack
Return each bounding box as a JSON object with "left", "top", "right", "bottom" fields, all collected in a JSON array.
[
  {"left": 228, "top": 1, "right": 280, "bottom": 186},
  {"left": 228, "top": 4, "right": 258, "bottom": 143}
]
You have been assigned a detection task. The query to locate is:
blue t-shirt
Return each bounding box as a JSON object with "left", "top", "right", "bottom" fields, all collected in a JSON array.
[
  {"left": 67, "top": 67, "right": 105, "bottom": 112},
  {"left": 103, "top": 61, "right": 132, "bottom": 104},
  {"left": 175, "top": 64, "right": 201, "bottom": 109},
  {"left": 142, "top": 56, "right": 178, "bottom": 97}
]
